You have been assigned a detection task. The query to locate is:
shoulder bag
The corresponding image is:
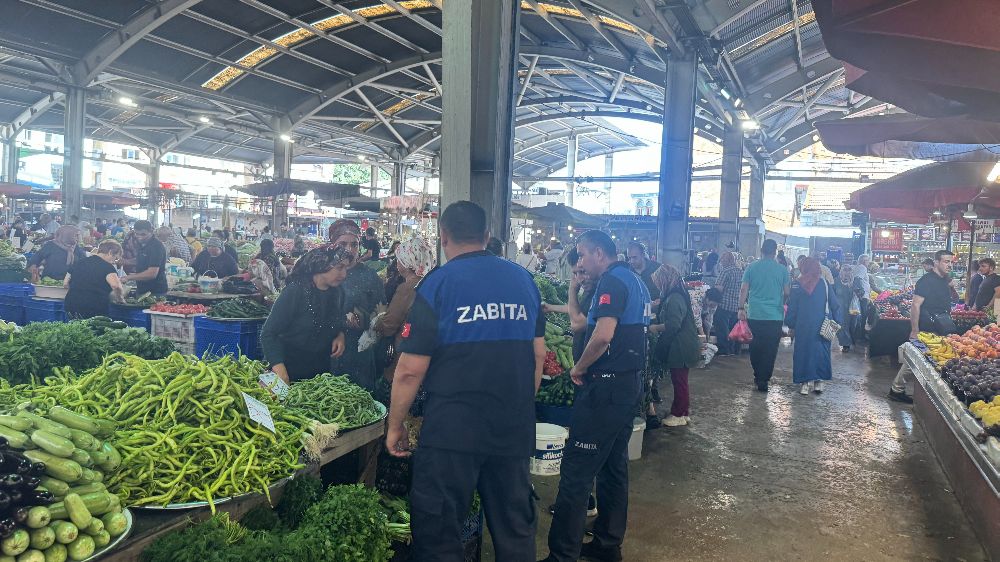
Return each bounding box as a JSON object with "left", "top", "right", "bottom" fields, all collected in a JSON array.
[{"left": 820, "top": 281, "right": 842, "bottom": 341}]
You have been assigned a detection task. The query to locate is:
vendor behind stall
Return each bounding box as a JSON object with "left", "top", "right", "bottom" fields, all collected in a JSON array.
[
  {"left": 155, "top": 226, "right": 192, "bottom": 263},
  {"left": 28, "top": 225, "right": 86, "bottom": 282},
  {"left": 192, "top": 238, "right": 239, "bottom": 278},
  {"left": 122, "top": 220, "right": 168, "bottom": 295},
  {"left": 64, "top": 239, "right": 125, "bottom": 319},
  {"left": 261, "top": 246, "right": 352, "bottom": 382}
]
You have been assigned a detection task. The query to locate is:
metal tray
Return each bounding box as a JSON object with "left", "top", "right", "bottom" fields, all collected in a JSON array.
[
  {"left": 132, "top": 477, "right": 290, "bottom": 511},
  {"left": 85, "top": 508, "right": 133, "bottom": 561}
]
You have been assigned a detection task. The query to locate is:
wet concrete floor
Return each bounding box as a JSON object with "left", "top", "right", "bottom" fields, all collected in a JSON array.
[{"left": 486, "top": 342, "right": 988, "bottom": 561}]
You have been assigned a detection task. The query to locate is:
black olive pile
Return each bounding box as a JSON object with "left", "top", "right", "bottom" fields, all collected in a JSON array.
[{"left": 941, "top": 357, "right": 1000, "bottom": 405}]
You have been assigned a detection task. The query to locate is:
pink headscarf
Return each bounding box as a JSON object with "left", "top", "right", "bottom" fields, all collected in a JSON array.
[{"left": 798, "top": 257, "right": 822, "bottom": 295}]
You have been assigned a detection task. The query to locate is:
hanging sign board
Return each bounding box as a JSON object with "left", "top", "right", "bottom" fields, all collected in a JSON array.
[{"left": 871, "top": 228, "right": 903, "bottom": 251}]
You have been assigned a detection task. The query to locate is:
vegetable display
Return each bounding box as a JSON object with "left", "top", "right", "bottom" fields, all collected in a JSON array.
[
  {"left": 123, "top": 293, "right": 159, "bottom": 308},
  {"left": 544, "top": 321, "right": 574, "bottom": 372},
  {"left": 34, "top": 279, "right": 63, "bottom": 287},
  {"left": 0, "top": 241, "right": 27, "bottom": 272},
  {"left": 29, "top": 353, "right": 307, "bottom": 510},
  {"left": 283, "top": 374, "right": 383, "bottom": 429},
  {"left": 536, "top": 374, "right": 575, "bottom": 407},
  {"left": 147, "top": 303, "right": 208, "bottom": 315},
  {"left": 534, "top": 275, "right": 564, "bottom": 305},
  {"left": 207, "top": 298, "right": 269, "bottom": 319}
]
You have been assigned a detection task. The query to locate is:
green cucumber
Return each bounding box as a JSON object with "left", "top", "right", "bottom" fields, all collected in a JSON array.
[
  {"left": 21, "top": 451, "right": 82, "bottom": 483},
  {"left": 81, "top": 519, "right": 102, "bottom": 537},
  {"left": 0, "top": 416, "right": 31, "bottom": 432},
  {"left": 47, "top": 493, "right": 115, "bottom": 520},
  {"left": 15, "top": 549, "right": 43, "bottom": 562},
  {"left": 66, "top": 431, "right": 96, "bottom": 452},
  {"left": 50, "top": 522, "right": 76, "bottom": 546},
  {"left": 0, "top": 426, "right": 30, "bottom": 449},
  {"left": 96, "top": 443, "right": 119, "bottom": 471},
  {"left": 1, "top": 530, "right": 29, "bottom": 557},
  {"left": 99, "top": 513, "right": 126, "bottom": 538},
  {"left": 62, "top": 494, "right": 91, "bottom": 530},
  {"left": 91, "top": 420, "right": 114, "bottom": 439},
  {"left": 38, "top": 478, "right": 69, "bottom": 498},
  {"left": 90, "top": 531, "right": 109, "bottom": 549},
  {"left": 29, "top": 431, "right": 75, "bottom": 459},
  {"left": 27, "top": 527, "right": 53, "bottom": 551},
  {"left": 68, "top": 451, "right": 91, "bottom": 468},
  {"left": 43, "top": 543, "right": 66, "bottom": 562},
  {"left": 15, "top": 413, "right": 71, "bottom": 439},
  {"left": 25, "top": 507, "right": 50, "bottom": 529},
  {"left": 65, "top": 536, "right": 93, "bottom": 562},
  {"left": 65, "top": 483, "right": 104, "bottom": 497},
  {"left": 44, "top": 408, "right": 99, "bottom": 436}
]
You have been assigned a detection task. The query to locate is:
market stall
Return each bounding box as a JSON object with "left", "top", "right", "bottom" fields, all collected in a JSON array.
[{"left": 900, "top": 342, "right": 1000, "bottom": 558}]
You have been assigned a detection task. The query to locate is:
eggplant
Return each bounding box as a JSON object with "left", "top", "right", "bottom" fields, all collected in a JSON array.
[
  {"left": 12, "top": 507, "right": 28, "bottom": 524},
  {"left": 21, "top": 477, "right": 39, "bottom": 491},
  {"left": 1, "top": 474, "right": 23, "bottom": 489},
  {"left": 0, "top": 518, "right": 16, "bottom": 538},
  {"left": 0, "top": 491, "right": 10, "bottom": 513},
  {"left": 27, "top": 463, "right": 44, "bottom": 477},
  {"left": 25, "top": 491, "right": 52, "bottom": 505},
  {"left": 0, "top": 436, "right": 10, "bottom": 450},
  {"left": 9, "top": 489, "right": 22, "bottom": 504},
  {"left": 14, "top": 459, "right": 31, "bottom": 475}
]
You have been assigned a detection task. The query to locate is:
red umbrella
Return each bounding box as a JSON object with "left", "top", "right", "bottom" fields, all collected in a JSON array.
[
  {"left": 847, "top": 162, "right": 993, "bottom": 219},
  {"left": 816, "top": 112, "right": 1000, "bottom": 161}
]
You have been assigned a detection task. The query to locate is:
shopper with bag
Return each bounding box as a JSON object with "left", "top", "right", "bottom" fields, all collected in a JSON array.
[
  {"left": 833, "top": 265, "right": 857, "bottom": 352},
  {"left": 712, "top": 251, "right": 743, "bottom": 355},
  {"left": 889, "top": 249, "right": 956, "bottom": 403},
  {"left": 738, "top": 239, "right": 791, "bottom": 392},
  {"left": 785, "top": 258, "right": 841, "bottom": 395},
  {"left": 649, "top": 264, "right": 701, "bottom": 427}
]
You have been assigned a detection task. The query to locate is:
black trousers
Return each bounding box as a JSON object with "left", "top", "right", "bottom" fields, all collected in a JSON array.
[
  {"left": 410, "top": 446, "right": 536, "bottom": 562},
  {"left": 713, "top": 308, "right": 739, "bottom": 355},
  {"left": 747, "top": 319, "right": 783, "bottom": 385},
  {"left": 547, "top": 372, "right": 639, "bottom": 562},
  {"left": 853, "top": 298, "right": 870, "bottom": 342}
]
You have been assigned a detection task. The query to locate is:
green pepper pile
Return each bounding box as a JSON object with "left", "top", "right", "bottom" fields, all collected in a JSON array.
[
  {"left": 283, "top": 374, "right": 383, "bottom": 429},
  {"left": 208, "top": 298, "right": 269, "bottom": 319},
  {"left": 29, "top": 353, "right": 307, "bottom": 510}
]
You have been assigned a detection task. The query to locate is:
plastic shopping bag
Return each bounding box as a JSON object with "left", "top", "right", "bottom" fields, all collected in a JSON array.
[
  {"left": 729, "top": 319, "right": 754, "bottom": 343},
  {"left": 849, "top": 295, "right": 861, "bottom": 316}
]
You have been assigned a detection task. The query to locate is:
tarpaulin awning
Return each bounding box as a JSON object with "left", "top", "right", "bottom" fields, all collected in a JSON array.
[
  {"left": 844, "top": 65, "right": 1000, "bottom": 122},
  {"left": 512, "top": 203, "right": 605, "bottom": 228},
  {"left": 847, "top": 162, "right": 995, "bottom": 221},
  {"left": 236, "top": 179, "right": 360, "bottom": 201},
  {"left": 816, "top": 113, "right": 1000, "bottom": 161},
  {"left": 0, "top": 183, "right": 34, "bottom": 197}
]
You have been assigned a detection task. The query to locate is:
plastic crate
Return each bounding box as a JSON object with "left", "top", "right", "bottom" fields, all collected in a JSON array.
[
  {"left": 108, "top": 304, "right": 151, "bottom": 331},
  {"left": 24, "top": 297, "right": 65, "bottom": 323},
  {"left": 536, "top": 403, "right": 573, "bottom": 427},
  {"left": 194, "top": 316, "right": 264, "bottom": 360},
  {"left": 0, "top": 270, "right": 26, "bottom": 284},
  {"left": 0, "top": 296, "right": 23, "bottom": 325},
  {"left": 148, "top": 312, "right": 201, "bottom": 344},
  {"left": 0, "top": 284, "right": 33, "bottom": 298}
]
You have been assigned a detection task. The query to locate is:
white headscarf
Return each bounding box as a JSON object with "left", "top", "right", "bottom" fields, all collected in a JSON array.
[{"left": 396, "top": 237, "right": 435, "bottom": 277}]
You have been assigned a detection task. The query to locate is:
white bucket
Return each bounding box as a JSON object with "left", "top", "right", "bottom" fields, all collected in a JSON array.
[
  {"left": 627, "top": 417, "right": 646, "bottom": 461},
  {"left": 531, "top": 423, "right": 569, "bottom": 476}
]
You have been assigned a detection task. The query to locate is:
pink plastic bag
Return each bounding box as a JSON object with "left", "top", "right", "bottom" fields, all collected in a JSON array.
[{"left": 729, "top": 319, "right": 754, "bottom": 343}]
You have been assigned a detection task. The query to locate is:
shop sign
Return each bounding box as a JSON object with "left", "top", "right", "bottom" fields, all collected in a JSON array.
[{"left": 872, "top": 228, "right": 903, "bottom": 251}]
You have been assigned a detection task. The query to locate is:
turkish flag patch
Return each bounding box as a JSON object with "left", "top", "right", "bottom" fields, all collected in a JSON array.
[
  {"left": 401, "top": 323, "right": 411, "bottom": 338},
  {"left": 599, "top": 293, "right": 611, "bottom": 305}
]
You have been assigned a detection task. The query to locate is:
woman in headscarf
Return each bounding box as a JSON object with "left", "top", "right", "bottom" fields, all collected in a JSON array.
[
  {"left": 64, "top": 239, "right": 126, "bottom": 319},
  {"left": 375, "top": 237, "right": 435, "bottom": 383},
  {"left": 833, "top": 265, "right": 856, "bottom": 353},
  {"left": 649, "top": 264, "right": 702, "bottom": 427},
  {"left": 27, "top": 225, "right": 87, "bottom": 282},
  {"left": 253, "top": 238, "right": 285, "bottom": 289},
  {"left": 328, "top": 219, "right": 384, "bottom": 391},
  {"left": 785, "top": 257, "right": 842, "bottom": 395},
  {"left": 260, "top": 246, "right": 354, "bottom": 383}
]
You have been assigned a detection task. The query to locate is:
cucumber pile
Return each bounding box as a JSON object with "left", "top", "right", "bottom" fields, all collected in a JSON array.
[
  {"left": 0, "top": 407, "right": 127, "bottom": 561},
  {"left": 544, "top": 322, "right": 574, "bottom": 372}
]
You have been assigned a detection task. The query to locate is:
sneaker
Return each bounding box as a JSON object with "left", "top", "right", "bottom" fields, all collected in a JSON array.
[
  {"left": 662, "top": 415, "right": 688, "bottom": 427},
  {"left": 888, "top": 390, "right": 914, "bottom": 404},
  {"left": 645, "top": 414, "right": 660, "bottom": 429},
  {"left": 587, "top": 494, "right": 598, "bottom": 517},
  {"left": 580, "top": 541, "right": 623, "bottom": 562},
  {"left": 814, "top": 381, "right": 825, "bottom": 393},
  {"left": 800, "top": 382, "right": 812, "bottom": 395}
]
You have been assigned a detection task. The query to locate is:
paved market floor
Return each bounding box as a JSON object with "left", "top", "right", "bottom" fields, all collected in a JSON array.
[{"left": 484, "top": 341, "right": 988, "bottom": 561}]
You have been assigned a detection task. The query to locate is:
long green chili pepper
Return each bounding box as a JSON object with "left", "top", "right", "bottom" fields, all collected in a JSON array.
[{"left": 283, "top": 373, "right": 383, "bottom": 429}]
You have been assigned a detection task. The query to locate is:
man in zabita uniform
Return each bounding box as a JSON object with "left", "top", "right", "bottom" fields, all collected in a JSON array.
[
  {"left": 386, "top": 200, "right": 547, "bottom": 561},
  {"left": 541, "top": 229, "right": 650, "bottom": 562}
]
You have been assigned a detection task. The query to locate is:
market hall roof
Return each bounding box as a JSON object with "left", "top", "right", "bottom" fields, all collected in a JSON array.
[{"left": 0, "top": 0, "right": 883, "bottom": 177}]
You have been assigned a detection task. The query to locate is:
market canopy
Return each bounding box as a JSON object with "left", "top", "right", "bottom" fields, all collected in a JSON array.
[
  {"left": 513, "top": 203, "right": 605, "bottom": 228},
  {"left": 236, "top": 179, "right": 360, "bottom": 201},
  {"left": 816, "top": 113, "right": 1000, "bottom": 161},
  {"left": 847, "top": 162, "right": 996, "bottom": 222},
  {"left": 815, "top": 0, "right": 1000, "bottom": 121}
]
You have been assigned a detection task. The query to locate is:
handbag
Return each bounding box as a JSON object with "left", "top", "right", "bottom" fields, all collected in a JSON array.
[
  {"left": 820, "top": 281, "right": 842, "bottom": 341},
  {"left": 922, "top": 310, "right": 958, "bottom": 335}
]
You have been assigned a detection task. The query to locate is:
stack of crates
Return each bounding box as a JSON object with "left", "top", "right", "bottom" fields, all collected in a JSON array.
[
  {"left": 108, "top": 304, "right": 151, "bottom": 331},
  {"left": 0, "top": 284, "right": 32, "bottom": 325},
  {"left": 147, "top": 311, "right": 203, "bottom": 355},
  {"left": 194, "top": 316, "right": 265, "bottom": 360},
  {"left": 24, "top": 297, "right": 65, "bottom": 323}
]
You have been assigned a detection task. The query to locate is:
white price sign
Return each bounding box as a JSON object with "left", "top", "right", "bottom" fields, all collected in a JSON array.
[
  {"left": 241, "top": 391, "right": 276, "bottom": 433},
  {"left": 258, "top": 371, "right": 290, "bottom": 400}
]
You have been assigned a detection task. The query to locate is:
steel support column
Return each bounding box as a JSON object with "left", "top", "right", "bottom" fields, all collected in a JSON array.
[
  {"left": 565, "top": 134, "right": 578, "bottom": 207},
  {"left": 440, "top": 0, "right": 520, "bottom": 242},
  {"left": 62, "top": 87, "right": 86, "bottom": 222},
  {"left": 391, "top": 162, "right": 406, "bottom": 197},
  {"left": 3, "top": 139, "right": 17, "bottom": 184},
  {"left": 603, "top": 153, "right": 613, "bottom": 214},
  {"left": 719, "top": 125, "right": 743, "bottom": 249},
  {"left": 656, "top": 54, "right": 698, "bottom": 272},
  {"left": 370, "top": 164, "right": 378, "bottom": 197},
  {"left": 272, "top": 119, "right": 292, "bottom": 231},
  {"left": 147, "top": 160, "right": 161, "bottom": 225},
  {"left": 749, "top": 161, "right": 765, "bottom": 220}
]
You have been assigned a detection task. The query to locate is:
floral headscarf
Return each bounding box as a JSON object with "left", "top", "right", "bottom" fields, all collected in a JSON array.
[
  {"left": 328, "top": 219, "right": 360, "bottom": 243},
  {"left": 395, "top": 237, "right": 436, "bottom": 277}
]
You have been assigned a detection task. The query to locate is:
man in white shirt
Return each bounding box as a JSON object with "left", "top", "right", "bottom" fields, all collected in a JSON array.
[
  {"left": 852, "top": 254, "right": 872, "bottom": 343},
  {"left": 544, "top": 241, "right": 564, "bottom": 277}
]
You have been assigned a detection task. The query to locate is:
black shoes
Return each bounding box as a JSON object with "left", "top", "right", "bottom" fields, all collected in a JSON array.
[
  {"left": 888, "top": 390, "right": 914, "bottom": 404},
  {"left": 651, "top": 386, "right": 662, "bottom": 404},
  {"left": 580, "top": 541, "right": 623, "bottom": 562},
  {"left": 756, "top": 383, "right": 769, "bottom": 392},
  {"left": 842, "top": 346, "right": 850, "bottom": 352}
]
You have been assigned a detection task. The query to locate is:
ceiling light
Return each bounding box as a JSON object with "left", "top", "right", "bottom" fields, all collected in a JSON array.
[
  {"left": 567, "top": 225, "right": 573, "bottom": 231},
  {"left": 719, "top": 88, "right": 731, "bottom": 100},
  {"left": 812, "top": 134, "right": 820, "bottom": 142},
  {"left": 693, "top": 127, "right": 699, "bottom": 133},
  {"left": 740, "top": 120, "right": 759, "bottom": 130},
  {"left": 117, "top": 96, "right": 136, "bottom": 107},
  {"left": 988, "top": 162, "right": 1000, "bottom": 182},
  {"left": 715, "top": 137, "right": 722, "bottom": 143},
  {"left": 880, "top": 229, "right": 891, "bottom": 238},
  {"left": 932, "top": 210, "right": 943, "bottom": 217},
  {"left": 279, "top": 133, "right": 292, "bottom": 142},
  {"left": 198, "top": 116, "right": 212, "bottom": 124},
  {"left": 705, "top": 123, "right": 712, "bottom": 130},
  {"left": 964, "top": 203, "right": 978, "bottom": 219},
  {"left": 357, "top": 155, "right": 366, "bottom": 162}
]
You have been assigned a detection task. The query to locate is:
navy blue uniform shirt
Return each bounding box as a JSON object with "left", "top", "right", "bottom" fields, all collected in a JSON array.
[
  {"left": 584, "top": 262, "right": 651, "bottom": 373},
  {"left": 398, "top": 250, "right": 545, "bottom": 457}
]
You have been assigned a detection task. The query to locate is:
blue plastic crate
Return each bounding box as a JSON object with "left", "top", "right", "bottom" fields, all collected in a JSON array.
[
  {"left": 0, "top": 295, "right": 24, "bottom": 325},
  {"left": 536, "top": 403, "right": 573, "bottom": 427},
  {"left": 24, "top": 297, "right": 65, "bottom": 323},
  {"left": 0, "top": 284, "right": 33, "bottom": 298},
  {"left": 194, "top": 316, "right": 264, "bottom": 360},
  {"left": 108, "top": 304, "right": 151, "bottom": 331}
]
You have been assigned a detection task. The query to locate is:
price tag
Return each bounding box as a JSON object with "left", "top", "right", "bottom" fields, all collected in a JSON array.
[
  {"left": 241, "top": 392, "right": 276, "bottom": 433},
  {"left": 258, "top": 371, "right": 289, "bottom": 400}
]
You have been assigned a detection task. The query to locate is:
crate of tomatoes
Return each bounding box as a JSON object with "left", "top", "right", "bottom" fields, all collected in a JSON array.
[{"left": 144, "top": 303, "right": 208, "bottom": 344}]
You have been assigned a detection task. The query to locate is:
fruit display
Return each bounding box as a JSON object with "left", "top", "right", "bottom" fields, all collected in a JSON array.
[
  {"left": 919, "top": 332, "right": 957, "bottom": 365},
  {"left": 946, "top": 324, "right": 1000, "bottom": 359},
  {"left": 969, "top": 398, "right": 1000, "bottom": 437},
  {"left": 542, "top": 351, "right": 563, "bottom": 377},
  {"left": 875, "top": 288, "right": 913, "bottom": 319},
  {"left": 951, "top": 308, "right": 989, "bottom": 332},
  {"left": 939, "top": 357, "right": 1000, "bottom": 406}
]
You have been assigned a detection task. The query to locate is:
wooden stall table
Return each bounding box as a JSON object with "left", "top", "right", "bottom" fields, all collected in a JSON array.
[{"left": 100, "top": 422, "right": 385, "bottom": 562}]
